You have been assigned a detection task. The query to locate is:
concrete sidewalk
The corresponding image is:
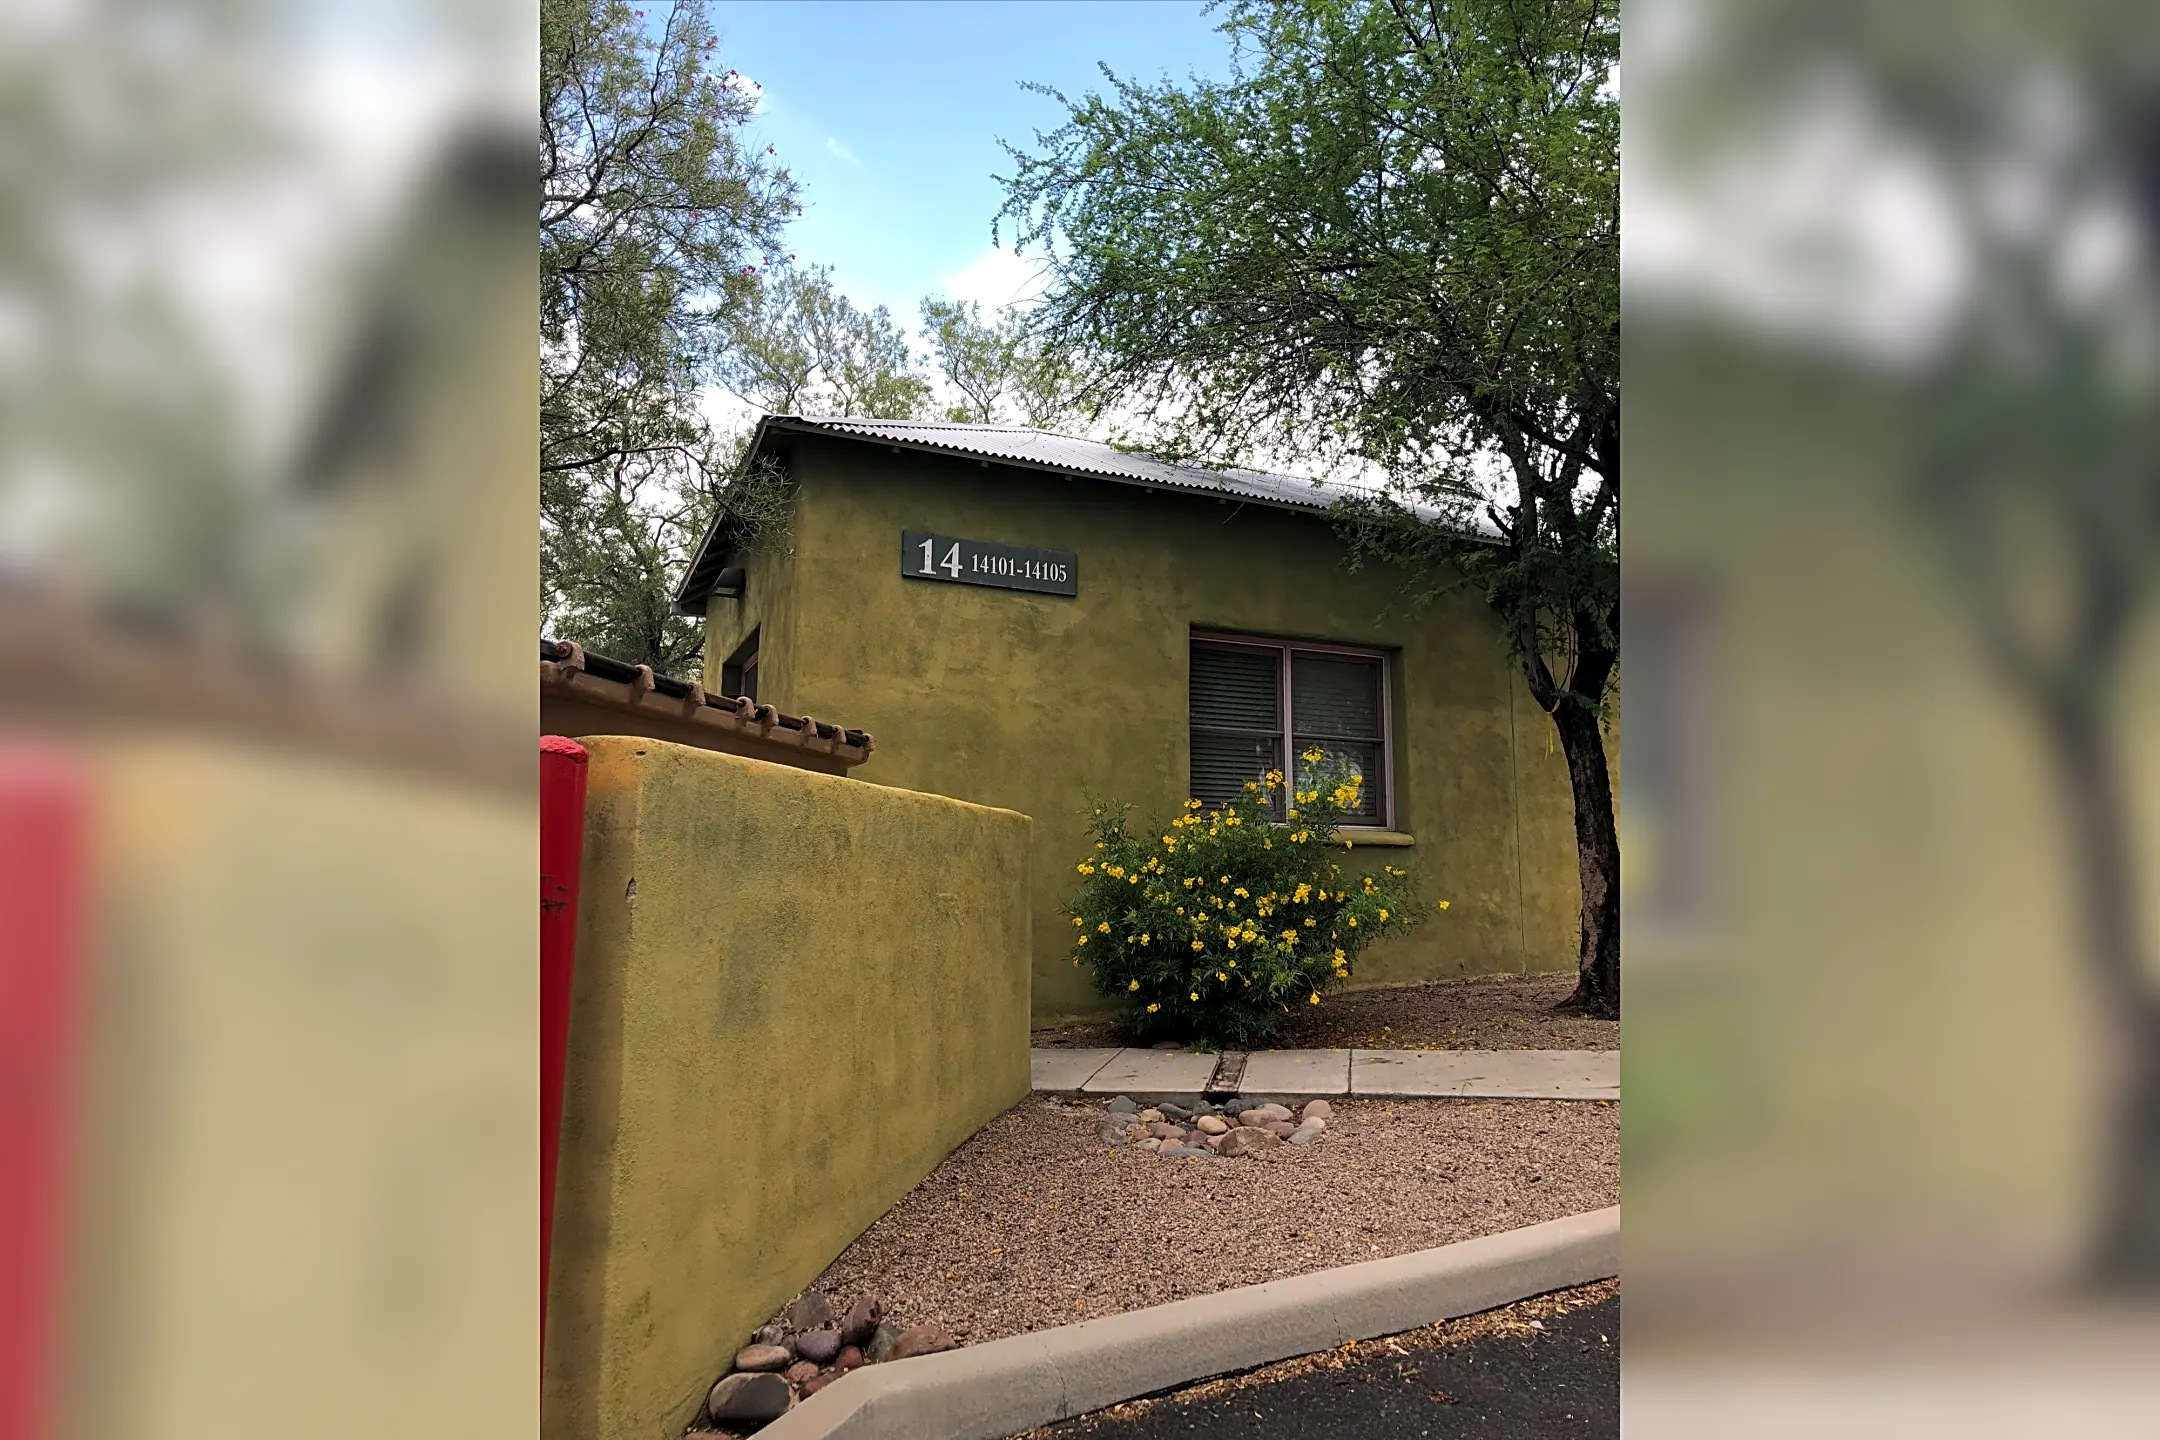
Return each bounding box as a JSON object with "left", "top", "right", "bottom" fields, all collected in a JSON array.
[{"left": 1030, "top": 1046, "right": 1617, "bottom": 1103}]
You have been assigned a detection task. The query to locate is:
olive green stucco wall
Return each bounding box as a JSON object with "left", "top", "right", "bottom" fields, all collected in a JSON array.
[
  {"left": 542, "top": 737, "right": 1030, "bottom": 1440},
  {"left": 705, "top": 436, "right": 1595, "bottom": 1021}
]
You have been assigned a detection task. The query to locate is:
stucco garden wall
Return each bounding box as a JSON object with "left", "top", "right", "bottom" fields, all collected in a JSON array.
[
  {"left": 541, "top": 736, "right": 1031, "bottom": 1440},
  {"left": 711, "top": 435, "right": 1610, "bottom": 1020}
]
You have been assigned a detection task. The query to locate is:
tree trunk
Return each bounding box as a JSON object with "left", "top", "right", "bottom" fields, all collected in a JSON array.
[
  {"left": 2040, "top": 692, "right": 2160, "bottom": 1287},
  {"left": 1550, "top": 698, "right": 1621, "bottom": 1019}
]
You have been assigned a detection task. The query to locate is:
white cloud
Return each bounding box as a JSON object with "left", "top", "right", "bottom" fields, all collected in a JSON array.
[
  {"left": 823, "top": 136, "right": 860, "bottom": 166},
  {"left": 932, "top": 244, "right": 1050, "bottom": 316},
  {"left": 721, "top": 70, "right": 765, "bottom": 112}
]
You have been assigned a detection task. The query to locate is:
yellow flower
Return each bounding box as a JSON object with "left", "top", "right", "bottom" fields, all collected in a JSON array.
[
  {"left": 1147, "top": 1002, "right": 1160, "bottom": 1013},
  {"left": 1141, "top": 933, "right": 1151, "bottom": 945},
  {"left": 1073, "top": 916, "right": 1085, "bottom": 927},
  {"left": 1309, "top": 992, "right": 1321, "bottom": 1005},
  {"left": 1334, "top": 949, "right": 1347, "bottom": 963},
  {"left": 1439, "top": 899, "right": 1451, "bottom": 910},
  {"left": 1078, "top": 936, "right": 1088, "bottom": 946},
  {"left": 1377, "top": 909, "right": 1389, "bottom": 921},
  {"left": 1192, "top": 940, "right": 1205, "bottom": 951},
  {"left": 1281, "top": 930, "right": 1298, "bottom": 943},
  {"left": 1304, "top": 917, "right": 1316, "bottom": 927},
  {"left": 1346, "top": 917, "right": 1357, "bottom": 927},
  {"left": 1128, "top": 979, "right": 1140, "bottom": 991},
  {"left": 1234, "top": 887, "right": 1249, "bottom": 898},
  {"left": 1227, "top": 958, "right": 1237, "bottom": 968},
  {"left": 1098, "top": 921, "right": 1112, "bottom": 933},
  {"left": 1189, "top": 991, "right": 1199, "bottom": 1001},
  {"left": 1226, "top": 938, "right": 1238, "bottom": 948},
  {"left": 1216, "top": 971, "right": 1227, "bottom": 981}
]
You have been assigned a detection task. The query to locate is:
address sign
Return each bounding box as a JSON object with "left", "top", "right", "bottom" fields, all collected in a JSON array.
[{"left": 901, "top": 530, "right": 1078, "bottom": 597}]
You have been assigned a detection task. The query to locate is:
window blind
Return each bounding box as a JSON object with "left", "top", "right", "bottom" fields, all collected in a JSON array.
[
  {"left": 1189, "top": 642, "right": 1282, "bottom": 809},
  {"left": 1292, "top": 651, "right": 1384, "bottom": 822}
]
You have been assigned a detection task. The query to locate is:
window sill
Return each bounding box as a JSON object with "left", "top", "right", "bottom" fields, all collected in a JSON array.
[{"left": 1340, "top": 830, "right": 1414, "bottom": 847}]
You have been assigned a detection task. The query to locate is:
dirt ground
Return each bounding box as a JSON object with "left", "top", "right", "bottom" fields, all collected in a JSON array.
[
  {"left": 1030, "top": 972, "right": 1619, "bottom": 1052},
  {"left": 791, "top": 1093, "right": 1619, "bottom": 1348}
]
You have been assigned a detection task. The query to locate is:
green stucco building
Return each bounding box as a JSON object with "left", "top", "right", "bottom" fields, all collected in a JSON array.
[{"left": 677, "top": 416, "right": 1591, "bottom": 1021}]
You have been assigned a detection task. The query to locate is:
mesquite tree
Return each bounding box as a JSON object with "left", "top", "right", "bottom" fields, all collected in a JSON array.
[{"left": 999, "top": 0, "right": 1619, "bottom": 1014}]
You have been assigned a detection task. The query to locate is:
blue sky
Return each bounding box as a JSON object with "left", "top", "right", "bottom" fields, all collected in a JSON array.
[{"left": 711, "top": 0, "right": 1237, "bottom": 326}]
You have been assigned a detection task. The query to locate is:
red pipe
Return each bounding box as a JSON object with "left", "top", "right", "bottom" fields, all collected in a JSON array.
[
  {"left": 539, "top": 736, "right": 589, "bottom": 1348},
  {"left": 0, "top": 747, "right": 86, "bottom": 1440}
]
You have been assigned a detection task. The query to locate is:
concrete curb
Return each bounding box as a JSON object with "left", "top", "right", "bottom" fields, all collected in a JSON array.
[{"left": 753, "top": 1206, "right": 1618, "bottom": 1440}]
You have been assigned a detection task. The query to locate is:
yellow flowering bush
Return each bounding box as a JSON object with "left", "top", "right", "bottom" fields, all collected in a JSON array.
[{"left": 1066, "top": 753, "right": 1426, "bottom": 1047}]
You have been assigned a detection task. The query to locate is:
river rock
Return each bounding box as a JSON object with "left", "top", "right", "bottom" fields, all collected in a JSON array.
[
  {"left": 784, "top": 1360, "right": 819, "bottom": 1386},
  {"left": 799, "top": 1371, "right": 839, "bottom": 1398},
  {"left": 1106, "top": 1096, "right": 1137, "bottom": 1114},
  {"left": 783, "top": 1291, "right": 833, "bottom": 1332},
  {"left": 865, "top": 1323, "right": 902, "bottom": 1364},
  {"left": 1216, "top": 1126, "right": 1281, "bottom": 1158},
  {"left": 707, "top": 1372, "right": 792, "bottom": 1426},
  {"left": 1156, "top": 1103, "right": 1191, "bottom": 1120},
  {"left": 835, "top": 1345, "right": 865, "bottom": 1372},
  {"left": 1195, "top": 1115, "right": 1229, "bottom": 1135},
  {"left": 793, "top": 1328, "right": 840, "bottom": 1364},
  {"left": 839, "top": 1294, "right": 883, "bottom": 1347},
  {"left": 1264, "top": 1120, "right": 1298, "bottom": 1138},
  {"left": 1252, "top": 1103, "right": 1294, "bottom": 1122},
  {"left": 752, "top": 1322, "right": 786, "bottom": 1348},
  {"left": 1301, "top": 1100, "right": 1333, "bottom": 1122},
  {"left": 1137, "top": 1108, "right": 1164, "bottom": 1123},
  {"left": 1146, "top": 1121, "right": 1179, "bottom": 1139},
  {"left": 886, "top": 1323, "right": 956, "bottom": 1362},
  {"left": 732, "top": 1343, "right": 792, "bottom": 1373}
]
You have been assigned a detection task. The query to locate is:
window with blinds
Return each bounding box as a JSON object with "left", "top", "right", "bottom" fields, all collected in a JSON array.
[{"left": 1188, "top": 636, "right": 1391, "bottom": 826}]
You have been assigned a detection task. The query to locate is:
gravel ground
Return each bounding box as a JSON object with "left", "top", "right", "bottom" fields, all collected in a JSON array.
[
  {"left": 1031, "top": 973, "right": 1617, "bottom": 1052},
  {"left": 795, "top": 1094, "right": 1618, "bottom": 1348}
]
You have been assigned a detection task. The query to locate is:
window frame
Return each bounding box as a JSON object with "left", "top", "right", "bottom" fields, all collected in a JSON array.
[
  {"left": 1189, "top": 630, "right": 1396, "bottom": 830},
  {"left": 720, "top": 627, "right": 761, "bottom": 703}
]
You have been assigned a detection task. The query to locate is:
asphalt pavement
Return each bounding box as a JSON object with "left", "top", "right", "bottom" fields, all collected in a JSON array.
[{"left": 1027, "top": 1297, "right": 1617, "bottom": 1440}]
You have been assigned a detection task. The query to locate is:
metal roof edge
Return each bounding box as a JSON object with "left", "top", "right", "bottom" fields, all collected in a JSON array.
[{"left": 673, "top": 415, "right": 1495, "bottom": 612}]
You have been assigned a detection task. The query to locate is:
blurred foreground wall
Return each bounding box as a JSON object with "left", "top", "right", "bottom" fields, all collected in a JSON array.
[
  {"left": 541, "top": 738, "right": 1032, "bottom": 1440},
  {"left": 69, "top": 737, "right": 536, "bottom": 1439},
  {"left": 1624, "top": 0, "right": 2160, "bottom": 1429}
]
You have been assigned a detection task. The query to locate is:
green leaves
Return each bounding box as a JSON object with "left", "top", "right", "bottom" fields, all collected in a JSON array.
[
  {"left": 919, "top": 298, "right": 1087, "bottom": 429},
  {"left": 1066, "top": 763, "right": 1424, "bottom": 1049},
  {"left": 541, "top": 0, "right": 796, "bottom": 670},
  {"left": 1001, "top": 0, "right": 1614, "bottom": 484},
  {"left": 718, "top": 261, "right": 934, "bottom": 420}
]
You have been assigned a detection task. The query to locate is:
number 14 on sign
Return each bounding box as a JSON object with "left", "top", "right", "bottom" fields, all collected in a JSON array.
[{"left": 919, "top": 537, "right": 961, "bottom": 578}]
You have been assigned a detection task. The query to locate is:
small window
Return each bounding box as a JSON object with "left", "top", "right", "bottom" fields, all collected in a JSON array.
[
  {"left": 1189, "top": 635, "right": 1391, "bottom": 826},
  {"left": 720, "top": 627, "right": 760, "bottom": 703}
]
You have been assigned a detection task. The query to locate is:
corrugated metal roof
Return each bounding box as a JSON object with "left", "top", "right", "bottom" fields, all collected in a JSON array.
[
  {"left": 777, "top": 415, "right": 1367, "bottom": 512},
  {"left": 675, "top": 414, "right": 1477, "bottom": 613}
]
